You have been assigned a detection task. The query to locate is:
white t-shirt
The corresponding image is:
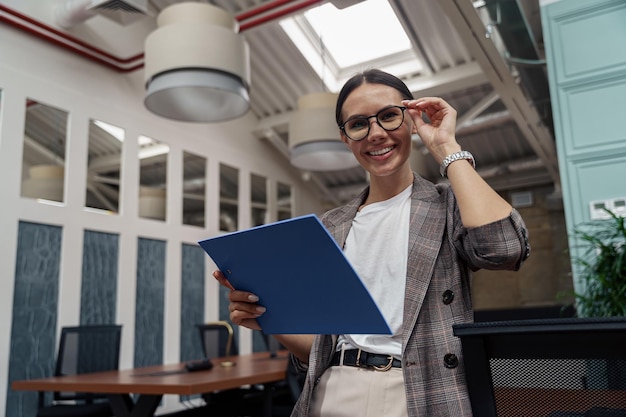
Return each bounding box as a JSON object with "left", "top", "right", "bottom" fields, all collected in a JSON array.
[{"left": 336, "top": 184, "right": 411, "bottom": 359}]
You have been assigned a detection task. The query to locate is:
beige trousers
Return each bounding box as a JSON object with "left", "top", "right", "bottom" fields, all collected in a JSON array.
[{"left": 309, "top": 364, "right": 409, "bottom": 417}]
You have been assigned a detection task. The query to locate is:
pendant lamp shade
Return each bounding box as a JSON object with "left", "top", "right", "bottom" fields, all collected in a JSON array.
[
  {"left": 144, "top": 2, "right": 250, "bottom": 123},
  {"left": 289, "top": 92, "right": 359, "bottom": 171}
]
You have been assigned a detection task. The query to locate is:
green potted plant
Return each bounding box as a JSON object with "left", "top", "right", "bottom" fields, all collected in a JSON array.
[
  {"left": 571, "top": 209, "right": 626, "bottom": 318},
  {"left": 570, "top": 209, "right": 626, "bottom": 391}
]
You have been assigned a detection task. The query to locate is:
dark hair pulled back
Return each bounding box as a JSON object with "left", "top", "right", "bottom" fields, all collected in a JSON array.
[{"left": 335, "top": 69, "right": 414, "bottom": 126}]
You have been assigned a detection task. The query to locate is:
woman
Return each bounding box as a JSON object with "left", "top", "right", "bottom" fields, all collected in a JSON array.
[{"left": 215, "top": 69, "right": 530, "bottom": 416}]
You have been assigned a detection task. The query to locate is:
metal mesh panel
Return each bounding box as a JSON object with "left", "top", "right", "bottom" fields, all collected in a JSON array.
[{"left": 489, "top": 358, "right": 626, "bottom": 417}]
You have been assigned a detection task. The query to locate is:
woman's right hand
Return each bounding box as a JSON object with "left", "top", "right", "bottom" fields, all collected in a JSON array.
[{"left": 213, "top": 270, "right": 266, "bottom": 331}]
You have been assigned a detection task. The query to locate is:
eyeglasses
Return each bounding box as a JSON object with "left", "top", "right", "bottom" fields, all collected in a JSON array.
[{"left": 339, "top": 105, "right": 407, "bottom": 141}]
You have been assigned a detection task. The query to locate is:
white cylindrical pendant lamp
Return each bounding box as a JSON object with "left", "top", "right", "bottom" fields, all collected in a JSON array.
[
  {"left": 144, "top": 2, "right": 250, "bottom": 123},
  {"left": 21, "top": 165, "right": 65, "bottom": 202},
  {"left": 289, "top": 92, "right": 359, "bottom": 171}
]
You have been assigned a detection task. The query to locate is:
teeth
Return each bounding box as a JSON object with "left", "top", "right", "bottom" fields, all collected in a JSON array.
[{"left": 369, "top": 146, "right": 393, "bottom": 156}]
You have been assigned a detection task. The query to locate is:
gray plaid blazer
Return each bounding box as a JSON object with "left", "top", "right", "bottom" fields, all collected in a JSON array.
[{"left": 291, "top": 173, "right": 530, "bottom": 417}]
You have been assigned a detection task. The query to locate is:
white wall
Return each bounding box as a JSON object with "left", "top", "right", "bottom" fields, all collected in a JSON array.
[{"left": 0, "top": 23, "right": 324, "bottom": 414}]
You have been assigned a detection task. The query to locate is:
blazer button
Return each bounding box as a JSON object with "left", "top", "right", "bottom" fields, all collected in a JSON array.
[
  {"left": 444, "top": 353, "right": 459, "bottom": 369},
  {"left": 442, "top": 290, "right": 454, "bottom": 305}
]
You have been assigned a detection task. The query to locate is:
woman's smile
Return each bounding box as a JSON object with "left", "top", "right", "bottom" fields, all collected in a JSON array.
[{"left": 367, "top": 145, "right": 396, "bottom": 156}]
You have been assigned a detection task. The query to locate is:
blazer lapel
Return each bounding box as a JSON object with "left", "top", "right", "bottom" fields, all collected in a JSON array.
[
  {"left": 401, "top": 176, "right": 447, "bottom": 350},
  {"left": 322, "top": 188, "right": 365, "bottom": 249}
]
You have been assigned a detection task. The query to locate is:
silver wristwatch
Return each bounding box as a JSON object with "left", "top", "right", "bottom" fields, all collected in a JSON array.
[{"left": 440, "top": 151, "right": 475, "bottom": 178}]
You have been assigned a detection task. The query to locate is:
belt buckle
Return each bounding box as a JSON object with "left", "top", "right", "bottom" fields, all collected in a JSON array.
[{"left": 373, "top": 356, "right": 394, "bottom": 372}]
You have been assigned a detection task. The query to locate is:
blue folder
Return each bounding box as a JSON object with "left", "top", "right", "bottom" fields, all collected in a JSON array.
[{"left": 198, "top": 214, "right": 391, "bottom": 335}]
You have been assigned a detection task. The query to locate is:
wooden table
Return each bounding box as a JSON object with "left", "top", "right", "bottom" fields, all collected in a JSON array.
[{"left": 12, "top": 351, "right": 289, "bottom": 417}]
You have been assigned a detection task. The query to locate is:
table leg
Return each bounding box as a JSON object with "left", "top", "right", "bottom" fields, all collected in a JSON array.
[{"left": 108, "top": 393, "right": 162, "bottom": 417}]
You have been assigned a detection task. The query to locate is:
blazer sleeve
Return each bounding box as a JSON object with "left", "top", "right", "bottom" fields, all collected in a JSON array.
[{"left": 453, "top": 207, "right": 531, "bottom": 271}]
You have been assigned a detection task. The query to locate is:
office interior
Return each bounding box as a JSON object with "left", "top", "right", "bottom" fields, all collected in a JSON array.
[{"left": 1, "top": 0, "right": 625, "bottom": 415}]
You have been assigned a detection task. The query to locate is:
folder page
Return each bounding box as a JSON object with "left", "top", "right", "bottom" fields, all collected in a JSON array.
[{"left": 198, "top": 214, "right": 391, "bottom": 335}]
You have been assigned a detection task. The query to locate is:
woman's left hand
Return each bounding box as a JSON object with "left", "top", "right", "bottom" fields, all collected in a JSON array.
[{"left": 402, "top": 97, "right": 460, "bottom": 164}]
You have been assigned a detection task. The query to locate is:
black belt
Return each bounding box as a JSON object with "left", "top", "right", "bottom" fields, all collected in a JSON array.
[{"left": 331, "top": 349, "right": 402, "bottom": 371}]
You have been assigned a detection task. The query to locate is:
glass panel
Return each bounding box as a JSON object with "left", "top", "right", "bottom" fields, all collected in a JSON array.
[
  {"left": 21, "top": 99, "right": 68, "bottom": 203},
  {"left": 138, "top": 135, "right": 169, "bottom": 221},
  {"left": 277, "top": 182, "right": 292, "bottom": 220},
  {"left": 250, "top": 173, "right": 267, "bottom": 227},
  {"left": 182, "top": 151, "right": 206, "bottom": 227},
  {"left": 86, "top": 119, "right": 123, "bottom": 213},
  {"left": 219, "top": 163, "right": 238, "bottom": 232}
]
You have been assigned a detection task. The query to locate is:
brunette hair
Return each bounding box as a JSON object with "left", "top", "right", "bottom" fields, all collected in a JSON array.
[{"left": 335, "top": 69, "right": 414, "bottom": 126}]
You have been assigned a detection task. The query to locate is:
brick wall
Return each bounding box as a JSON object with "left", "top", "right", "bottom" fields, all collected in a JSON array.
[{"left": 472, "top": 185, "right": 574, "bottom": 311}]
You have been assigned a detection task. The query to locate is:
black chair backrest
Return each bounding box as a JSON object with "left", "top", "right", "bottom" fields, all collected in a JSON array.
[
  {"left": 196, "top": 321, "right": 237, "bottom": 359},
  {"left": 261, "top": 333, "right": 305, "bottom": 403},
  {"left": 54, "top": 325, "right": 122, "bottom": 402},
  {"left": 453, "top": 317, "right": 626, "bottom": 417}
]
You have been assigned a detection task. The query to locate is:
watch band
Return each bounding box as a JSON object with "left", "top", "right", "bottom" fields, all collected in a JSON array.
[{"left": 440, "top": 151, "right": 475, "bottom": 178}]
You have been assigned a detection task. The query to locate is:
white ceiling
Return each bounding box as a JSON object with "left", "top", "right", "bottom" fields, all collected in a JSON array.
[{"left": 3, "top": 0, "right": 560, "bottom": 209}]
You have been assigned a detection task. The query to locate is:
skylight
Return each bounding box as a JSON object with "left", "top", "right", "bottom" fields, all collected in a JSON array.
[{"left": 280, "top": 0, "right": 422, "bottom": 92}]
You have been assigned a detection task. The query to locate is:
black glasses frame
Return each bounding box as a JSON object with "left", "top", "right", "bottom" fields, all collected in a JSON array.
[{"left": 339, "top": 105, "right": 407, "bottom": 141}]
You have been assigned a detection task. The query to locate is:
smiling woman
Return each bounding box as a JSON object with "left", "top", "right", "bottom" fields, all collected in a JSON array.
[{"left": 216, "top": 69, "right": 531, "bottom": 417}]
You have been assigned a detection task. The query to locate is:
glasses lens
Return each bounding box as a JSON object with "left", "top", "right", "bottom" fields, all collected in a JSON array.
[
  {"left": 342, "top": 106, "right": 405, "bottom": 141},
  {"left": 343, "top": 117, "right": 369, "bottom": 141},
  {"left": 377, "top": 106, "right": 404, "bottom": 130}
]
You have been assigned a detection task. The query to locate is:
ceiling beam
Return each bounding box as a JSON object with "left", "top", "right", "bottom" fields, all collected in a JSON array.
[
  {"left": 456, "top": 90, "right": 499, "bottom": 130},
  {"left": 255, "top": 61, "right": 489, "bottom": 133},
  {"left": 405, "top": 61, "right": 487, "bottom": 97},
  {"left": 23, "top": 136, "right": 65, "bottom": 166},
  {"left": 436, "top": 0, "right": 560, "bottom": 189}
]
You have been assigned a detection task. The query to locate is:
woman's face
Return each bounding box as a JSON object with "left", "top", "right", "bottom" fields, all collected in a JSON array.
[{"left": 339, "top": 83, "right": 415, "bottom": 180}]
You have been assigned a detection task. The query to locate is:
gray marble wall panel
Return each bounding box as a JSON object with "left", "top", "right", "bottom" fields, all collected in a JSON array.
[
  {"left": 134, "top": 237, "right": 165, "bottom": 367},
  {"left": 219, "top": 285, "right": 230, "bottom": 323},
  {"left": 80, "top": 230, "right": 119, "bottom": 325},
  {"left": 6, "top": 221, "right": 62, "bottom": 417},
  {"left": 253, "top": 330, "right": 268, "bottom": 352},
  {"left": 180, "top": 243, "right": 204, "bottom": 362}
]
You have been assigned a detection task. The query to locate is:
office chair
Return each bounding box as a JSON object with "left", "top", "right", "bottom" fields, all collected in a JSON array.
[
  {"left": 194, "top": 322, "right": 273, "bottom": 416},
  {"left": 36, "top": 324, "right": 122, "bottom": 417},
  {"left": 454, "top": 317, "right": 626, "bottom": 417},
  {"left": 260, "top": 332, "right": 306, "bottom": 414},
  {"left": 197, "top": 321, "right": 237, "bottom": 359}
]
